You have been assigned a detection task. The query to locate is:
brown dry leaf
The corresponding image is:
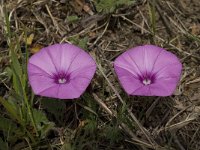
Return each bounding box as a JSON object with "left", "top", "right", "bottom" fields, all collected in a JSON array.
[
  {"left": 174, "top": 99, "right": 185, "bottom": 110},
  {"left": 30, "top": 44, "right": 43, "bottom": 54},
  {"left": 78, "top": 120, "right": 88, "bottom": 128},
  {"left": 70, "top": 0, "right": 94, "bottom": 15},
  {"left": 194, "top": 106, "right": 200, "bottom": 113},
  {"left": 83, "top": 4, "right": 94, "bottom": 15},
  {"left": 89, "top": 50, "right": 96, "bottom": 60},
  {"left": 69, "top": 1, "right": 82, "bottom": 14},
  {"left": 88, "top": 31, "right": 96, "bottom": 38},
  {"left": 6, "top": 0, "right": 21, "bottom": 11},
  {"left": 190, "top": 23, "right": 200, "bottom": 35},
  {"left": 190, "top": 93, "right": 200, "bottom": 101}
]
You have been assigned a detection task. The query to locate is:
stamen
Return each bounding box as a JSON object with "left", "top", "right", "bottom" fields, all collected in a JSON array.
[
  {"left": 58, "top": 78, "right": 67, "bottom": 84},
  {"left": 54, "top": 71, "right": 71, "bottom": 84},
  {"left": 143, "top": 79, "right": 151, "bottom": 85}
]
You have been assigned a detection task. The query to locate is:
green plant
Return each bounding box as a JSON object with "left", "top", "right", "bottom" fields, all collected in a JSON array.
[
  {"left": 95, "top": 0, "right": 135, "bottom": 13},
  {"left": 0, "top": 9, "right": 54, "bottom": 149},
  {"left": 148, "top": 0, "right": 156, "bottom": 39},
  {"left": 68, "top": 36, "right": 88, "bottom": 50}
]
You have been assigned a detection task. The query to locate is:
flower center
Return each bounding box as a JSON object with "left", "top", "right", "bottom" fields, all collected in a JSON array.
[
  {"left": 58, "top": 78, "right": 67, "bottom": 84},
  {"left": 142, "top": 79, "right": 151, "bottom": 85},
  {"left": 54, "top": 72, "right": 70, "bottom": 84}
]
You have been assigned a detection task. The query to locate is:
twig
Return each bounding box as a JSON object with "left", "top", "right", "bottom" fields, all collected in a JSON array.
[
  {"left": 166, "top": 105, "right": 191, "bottom": 127},
  {"left": 66, "top": 14, "right": 105, "bottom": 37},
  {"left": 89, "top": 20, "right": 109, "bottom": 48},
  {"left": 153, "top": 0, "right": 173, "bottom": 36},
  {"left": 93, "top": 93, "right": 113, "bottom": 116},
  {"left": 97, "top": 64, "right": 157, "bottom": 148},
  {"left": 119, "top": 15, "right": 200, "bottom": 59},
  {"left": 145, "top": 97, "right": 160, "bottom": 119},
  {"left": 32, "top": 11, "right": 49, "bottom": 34},
  {"left": 93, "top": 93, "right": 154, "bottom": 150},
  {"left": 45, "top": 4, "right": 62, "bottom": 35},
  {"left": 173, "top": 134, "right": 186, "bottom": 150}
]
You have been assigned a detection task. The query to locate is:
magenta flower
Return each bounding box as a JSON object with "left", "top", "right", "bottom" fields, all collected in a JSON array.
[
  {"left": 28, "top": 43, "right": 96, "bottom": 99},
  {"left": 114, "top": 45, "right": 182, "bottom": 96}
]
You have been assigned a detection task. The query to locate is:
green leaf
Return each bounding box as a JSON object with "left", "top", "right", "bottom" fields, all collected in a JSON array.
[
  {"left": 10, "top": 51, "right": 24, "bottom": 96},
  {"left": 41, "top": 99, "right": 66, "bottom": 124},
  {"left": 66, "top": 15, "right": 79, "bottom": 23},
  {"left": 0, "top": 116, "right": 18, "bottom": 133},
  {"left": 68, "top": 36, "right": 88, "bottom": 50},
  {"left": 3, "top": 67, "right": 12, "bottom": 81},
  {"left": 149, "top": 0, "right": 156, "bottom": 36},
  {"left": 9, "top": 90, "right": 24, "bottom": 104},
  {"left": 78, "top": 37, "right": 88, "bottom": 50},
  {"left": 0, "top": 138, "right": 8, "bottom": 150},
  {"left": 4, "top": 8, "right": 11, "bottom": 41},
  {"left": 95, "top": 0, "right": 134, "bottom": 13},
  {"left": 61, "top": 143, "right": 74, "bottom": 150},
  {"left": 81, "top": 93, "right": 98, "bottom": 119},
  {"left": 84, "top": 119, "right": 97, "bottom": 135},
  {"left": 10, "top": 47, "right": 22, "bottom": 78},
  {"left": 0, "top": 97, "right": 23, "bottom": 124},
  {"left": 32, "top": 109, "right": 54, "bottom": 138},
  {"left": 32, "top": 109, "right": 49, "bottom": 127},
  {"left": 4, "top": 7, "right": 25, "bottom": 99},
  {"left": 104, "top": 126, "right": 122, "bottom": 143},
  {"left": 0, "top": 116, "right": 24, "bottom": 143}
]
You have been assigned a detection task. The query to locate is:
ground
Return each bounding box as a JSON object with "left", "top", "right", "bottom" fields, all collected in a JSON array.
[{"left": 0, "top": 0, "right": 200, "bottom": 150}]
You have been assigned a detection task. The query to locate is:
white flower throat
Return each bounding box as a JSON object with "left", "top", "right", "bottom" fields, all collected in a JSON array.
[
  {"left": 143, "top": 79, "right": 151, "bottom": 85},
  {"left": 58, "top": 78, "right": 67, "bottom": 84}
]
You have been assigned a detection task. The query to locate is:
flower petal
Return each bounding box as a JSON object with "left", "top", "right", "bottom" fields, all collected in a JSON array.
[
  {"left": 28, "top": 48, "right": 57, "bottom": 75},
  {"left": 149, "top": 77, "right": 180, "bottom": 96},
  {"left": 152, "top": 49, "right": 182, "bottom": 76},
  {"left": 155, "top": 63, "right": 182, "bottom": 79},
  {"left": 126, "top": 45, "right": 163, "bottom": 74},
  {"left": 70, "top": 65, "right": 96, "bottom": 79},
  {"left": 131, "top": 86, "right": 151, "bottom": 96},
  {"left": 67, "top": 50, "right": 96, "bottom": 74},
  {"left": 45, "top": 44, "right": 81, "bottom": 72},
  {"left": 57, "top": 77, "right": 92, "bottom": 99},
  {"left": 114, "top": 66, "right": 143, "bottom": 94},
  {"left": 114, "top": 55, "right": 141, "bottom": 78},
  {"left": 56, "top": 83, "right": 81, "bottom": 99},
  {"left": 28, "top": 63, "right": 52, "bottom": 78},
  {"left": 28, "top": 74, "right": 56, "bottom": 95},
  {"left": 38, "top": 85, "right": 60, "bottom": 98}
]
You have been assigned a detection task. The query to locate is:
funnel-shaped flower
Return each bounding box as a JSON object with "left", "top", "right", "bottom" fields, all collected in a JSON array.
[
  {"left": 114, "top": 45, "right": 182, "bottom": 96},
  {"left": 28, "top": 43, "right": 96, "bottom": 99}
]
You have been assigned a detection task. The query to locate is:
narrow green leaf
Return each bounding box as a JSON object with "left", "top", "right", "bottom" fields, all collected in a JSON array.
[
  {"left": 0, "top": 97, "right": 23, "bottom": 124},
  {"left": 149, "top": 0, "right": 156, "bottom": 36},
  {"left": 41, "top": 99, "right": 66, "bottom": 124},
  {"left": 32, "top": 109, "right": 54, "bottom": 138},
  {"left": 12, "top": 71, "right": 23, "bottom": 96},
  {"left": 0, "top": 138, "right": 8, "bottom": 150},
  {"left": 66, "top": 15, "right": 79, "bottom": 23},
  {"left": 0, "top": 116, "right": 18, "bottom": 133},
  {"left": 4, "top": 8, "right": 11, "bottom": 41}
]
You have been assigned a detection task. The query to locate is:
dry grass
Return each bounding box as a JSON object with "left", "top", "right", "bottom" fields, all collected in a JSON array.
[{"left": 0, "top": 0, "right": 200, "bottom": 150}]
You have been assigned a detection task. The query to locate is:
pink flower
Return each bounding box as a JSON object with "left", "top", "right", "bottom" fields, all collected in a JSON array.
[
  {"left": 28, "top": 43, "right": 96, "bottom": 99},
  {"left": 114, "top": 45, "right": 182, "bottom": 96}
]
